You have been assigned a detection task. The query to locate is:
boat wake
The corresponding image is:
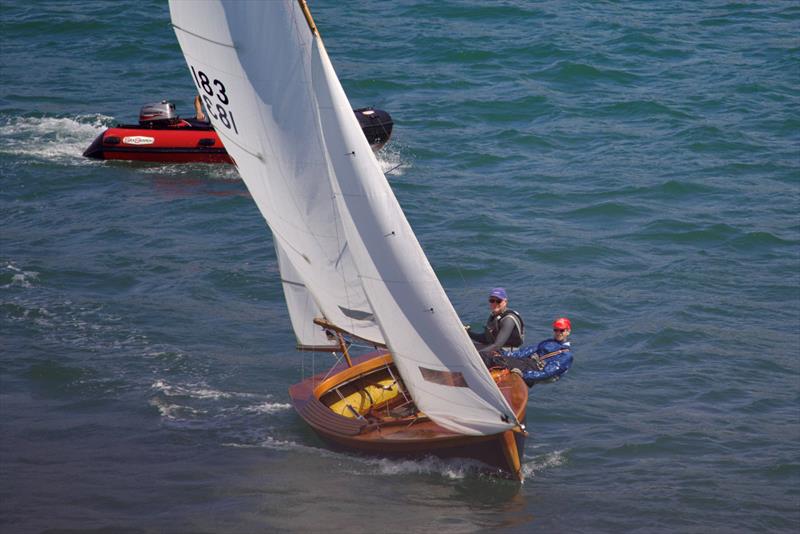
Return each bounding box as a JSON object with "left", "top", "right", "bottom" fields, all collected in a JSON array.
[
  {"left": 222, "top": 435, "right": 305, "bottom": 452},
  {"left": 148, "top": 378, "right": 292, "bottom": 426},
  {"left": 149, "top": 373, "right": 565, "bottom": 482},
  {"left": 375, "top": 142, "right": 411, "bottom": 177},
  {"left": 221, "top": 434, "right": 495, "bottom": 481},
  {"left": 358, "top": 448, "right": 567, "bottom": 481},
  {"left": 149, "top": 397, "right": 208, "bottom": 420},
  {"left": 521, "top": 449, "right": 568, "bottom": 479},
  {"left": 1, "top": 263, "right": 40, "bottom": 289},
  {"left": 137, "top": 161, "right": 243, "bottom": 182},
  {"left": 0, "top": 114, "right": 244, "bottom": 183},
  {"left": 243, "top": 401, "right": 294, "bottom": 414},
  {"left": 2, "top": 262, "right": 150, "bottom": 354},
  {"left": 220, "top": 434, "right": 508, "bottom": 481},
  {"left": 151, "top": 378, "right": 248, "bottom": 401},
  {"left": 332, "top": 447, "right": 567, "bottom": 482},
  {"left": 0, "top": 114, "right": 111, "bottom": 165},
  {"left": 361, "top": 456, "right": 489, "bottom": 480}
]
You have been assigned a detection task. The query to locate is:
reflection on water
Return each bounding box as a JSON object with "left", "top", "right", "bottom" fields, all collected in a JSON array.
[{"left": 150, "top": 173, "right": 251, "bottom": 199}]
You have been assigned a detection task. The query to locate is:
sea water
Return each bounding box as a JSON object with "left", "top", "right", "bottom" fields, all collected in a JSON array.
[{"left": 1, "top": 1, "right": 798, "bottom": 532}]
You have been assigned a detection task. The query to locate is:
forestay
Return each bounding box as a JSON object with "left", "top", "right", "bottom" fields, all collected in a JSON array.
[{"left": 169, "top": 0, "right": 518, "bottom": 435}]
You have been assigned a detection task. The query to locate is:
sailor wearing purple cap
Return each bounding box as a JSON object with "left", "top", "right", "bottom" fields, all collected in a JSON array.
[{"left": 468, "top": 287, "right": 525, "bottom": 361}]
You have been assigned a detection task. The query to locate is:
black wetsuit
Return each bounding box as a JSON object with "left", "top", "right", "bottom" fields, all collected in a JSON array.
[
  {"left": 183, "top": 118, "right": 213, "bottom": 128},
  {"left": 468, "top": 309, "right": 524, "bottom": 362}
]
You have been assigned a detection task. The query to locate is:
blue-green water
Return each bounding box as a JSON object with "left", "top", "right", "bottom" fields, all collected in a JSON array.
[{"left": 2, "top": 1, "right": 798, "bottom": 532}]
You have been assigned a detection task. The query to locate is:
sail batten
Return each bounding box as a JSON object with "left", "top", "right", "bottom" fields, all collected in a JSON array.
[
  {"left": 169, "top": 0, "right": 518, "bottom": 436},
  {"left": 213, "top": 127, "right": 263, "bottom": 160},
  {"left": 171, "top": 23, "right": 236, "bottom": 48}
]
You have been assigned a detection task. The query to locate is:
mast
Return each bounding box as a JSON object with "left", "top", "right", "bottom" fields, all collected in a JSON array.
[{"left": 297, "top": 0, "right": 319, "bottom": 36}]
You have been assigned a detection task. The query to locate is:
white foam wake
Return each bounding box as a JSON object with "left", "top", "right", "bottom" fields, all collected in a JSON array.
[
  {"left": 365, "top": 456, "right": 482, "bottom": 480},
  {"left": 149, "top": 379, "right": 292, "bottom": 428},
  {"left": 244, "top": 401, "right": 293, "bottom": 414},
  {"left": 375, "top": 143, "right": 410, "bottom": 177},
  {"left": 148, "top": 397, "right": 207, "bottom": 419},
  {"left": 0, "top": 114, "right": 111, "bottom": 165},
  {"left": 2, "top": 263, "right": 39, "bottom": 289},
  {"left": 222, "top": 436, "right": 302, "bottom": 451},
  {"left": 521, "top": 449, "right": 568, "bottom": 478},
  {"left": 150, "top": 380, "right": 236, "bottom": 400}
]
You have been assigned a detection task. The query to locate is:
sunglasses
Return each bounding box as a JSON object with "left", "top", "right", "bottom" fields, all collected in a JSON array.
[
  {"left": 553, "top": 328, "right": 567, "bottom": 333},
  {"left": 488, "top": 298, "right": 503, "bottom": 304}
]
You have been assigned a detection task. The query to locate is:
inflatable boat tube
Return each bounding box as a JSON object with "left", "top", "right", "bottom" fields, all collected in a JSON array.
[{"left": 84, "top": 107, "right": 393, "bottom": 163}]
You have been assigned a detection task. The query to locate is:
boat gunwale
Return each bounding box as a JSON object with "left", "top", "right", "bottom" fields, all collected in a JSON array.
[{"left": 312, "top": 352, "right": 394, "bottom": 400}]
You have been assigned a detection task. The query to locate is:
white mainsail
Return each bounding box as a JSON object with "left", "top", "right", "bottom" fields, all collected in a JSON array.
[
  {"left": 169, "top": 0, "right": 518, "bottom": 435},
  {"left": 169, "top": 0, "right": 383, "bottom": 347}
]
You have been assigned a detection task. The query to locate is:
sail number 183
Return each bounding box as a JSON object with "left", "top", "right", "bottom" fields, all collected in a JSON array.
[{"left": 191, "top": 66, "right": 239, "bottom": 134}]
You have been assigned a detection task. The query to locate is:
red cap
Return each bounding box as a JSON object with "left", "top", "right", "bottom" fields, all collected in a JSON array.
[{"left": 552, "top": 317, "right": 571, "bottom": 330}]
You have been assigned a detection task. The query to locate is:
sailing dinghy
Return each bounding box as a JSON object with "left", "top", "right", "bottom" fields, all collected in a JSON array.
[{"left": 169, "top": 0, "right": 528, "bottom": 480}]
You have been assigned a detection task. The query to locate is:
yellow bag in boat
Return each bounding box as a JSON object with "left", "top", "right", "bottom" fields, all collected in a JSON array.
[{"left": 329, "top": 379, "right": 400, "bottom": 418}]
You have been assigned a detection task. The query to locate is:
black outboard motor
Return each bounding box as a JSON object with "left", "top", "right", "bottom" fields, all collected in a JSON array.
[
  {"left": 354, "top": 107, "right": 393, "bottom": 151},
  {"left": 139, "top": 100, "right": 180, "bottom": 128}
]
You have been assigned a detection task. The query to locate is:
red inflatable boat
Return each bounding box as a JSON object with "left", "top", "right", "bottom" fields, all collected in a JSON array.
[{"left": 84, "top": 101, "right": 393, "bottom": 164}]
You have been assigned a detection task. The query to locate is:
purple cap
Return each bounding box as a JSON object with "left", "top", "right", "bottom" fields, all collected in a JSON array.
[{"left": 489, "top": 287, "right": 508, "bottom": 300}]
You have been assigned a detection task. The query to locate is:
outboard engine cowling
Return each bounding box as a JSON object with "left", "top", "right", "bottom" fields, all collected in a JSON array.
[
  {"left": 354, "top": 107, "right": 393, "bottom": 151},
  {"left": 139, "top": 100, "right": 179, "bottom": 127}
]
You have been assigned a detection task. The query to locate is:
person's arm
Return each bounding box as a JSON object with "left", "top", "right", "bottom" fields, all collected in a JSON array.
[
  {"left": 468, "top": 328, "right": 486, "bottom": 343},
  {"left": 478, "top": 316, "right": 516, "bottom": 355},
  {"left": 505, "top": 345, "right": 536, "bottom": 359},
  {"left": 194, "top": 95, "right": 206, "bottom": 121}
]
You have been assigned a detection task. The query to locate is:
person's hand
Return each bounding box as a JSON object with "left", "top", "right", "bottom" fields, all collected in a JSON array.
[{"left": 196, "top": 111, "right": 206, "bottom": 121}]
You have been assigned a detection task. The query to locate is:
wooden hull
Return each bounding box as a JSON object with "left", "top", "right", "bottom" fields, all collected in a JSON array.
[{"left": 288, "top": 351, "right": 529, "bottom": 480}]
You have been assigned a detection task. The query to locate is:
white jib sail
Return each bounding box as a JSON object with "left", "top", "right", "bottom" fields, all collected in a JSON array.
[
  {"left": 169, "top": 0, "right": 518, "bottom": 435},
  {"left": 275, "top": 239, "right": 338, "bottom": 350}
]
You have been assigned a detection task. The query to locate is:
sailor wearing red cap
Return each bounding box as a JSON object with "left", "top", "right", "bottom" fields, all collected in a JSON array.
[
  {"left": 550, "top": 317, "right": 572, "bottom": 348},
  {"left": 484, "top": 317, "right": 574, "bottom": 387}
]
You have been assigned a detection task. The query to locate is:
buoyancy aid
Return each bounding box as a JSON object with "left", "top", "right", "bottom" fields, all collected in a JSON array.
[
  {"left": 499, "top": 339, "right": 574, "bottom": 387},
  {"left": 485, "top": 309, "right": 525, "bottom": 347},
  {"left": 535, "top": 339, "right": 570, "bottom": 355}
]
